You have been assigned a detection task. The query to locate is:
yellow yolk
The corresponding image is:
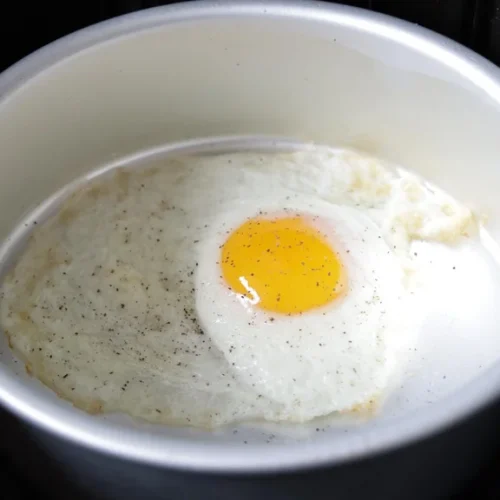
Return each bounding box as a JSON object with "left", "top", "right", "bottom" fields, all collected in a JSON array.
[{"left": 220, "top": 216, "right": 346, "bottom": 315}]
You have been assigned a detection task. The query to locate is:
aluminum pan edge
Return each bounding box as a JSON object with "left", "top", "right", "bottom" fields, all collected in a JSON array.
[{"left": 0, "top": 0, "right": 500, "bottom": 473}]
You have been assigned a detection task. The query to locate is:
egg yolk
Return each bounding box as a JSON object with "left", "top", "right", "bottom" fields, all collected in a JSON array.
[{"left": 220, "top": 216, "right": 346, "bottom": 315}]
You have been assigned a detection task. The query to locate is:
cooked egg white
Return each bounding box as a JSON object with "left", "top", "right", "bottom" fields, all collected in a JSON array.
[{"left": 0, "top": 148, "right": 477, "bottom": 427}]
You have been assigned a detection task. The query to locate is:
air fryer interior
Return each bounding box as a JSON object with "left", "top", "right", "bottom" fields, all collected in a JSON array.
[{"left": 1, "top": 5, "right": 500, "bottom": 468}]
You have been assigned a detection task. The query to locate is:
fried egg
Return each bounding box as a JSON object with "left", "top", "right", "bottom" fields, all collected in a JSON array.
[{"left": 0, "top": 148, "right": 477, "bottom": 427}]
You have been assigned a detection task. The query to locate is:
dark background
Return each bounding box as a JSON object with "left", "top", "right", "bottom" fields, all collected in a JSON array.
[{"left": 1, "top": 1, "right": 500, "bottom": 499}]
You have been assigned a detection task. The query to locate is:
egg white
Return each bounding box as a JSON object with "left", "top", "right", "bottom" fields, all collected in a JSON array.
[{"left": 0, "top": 148, "right": 476, "bottom": 427}]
